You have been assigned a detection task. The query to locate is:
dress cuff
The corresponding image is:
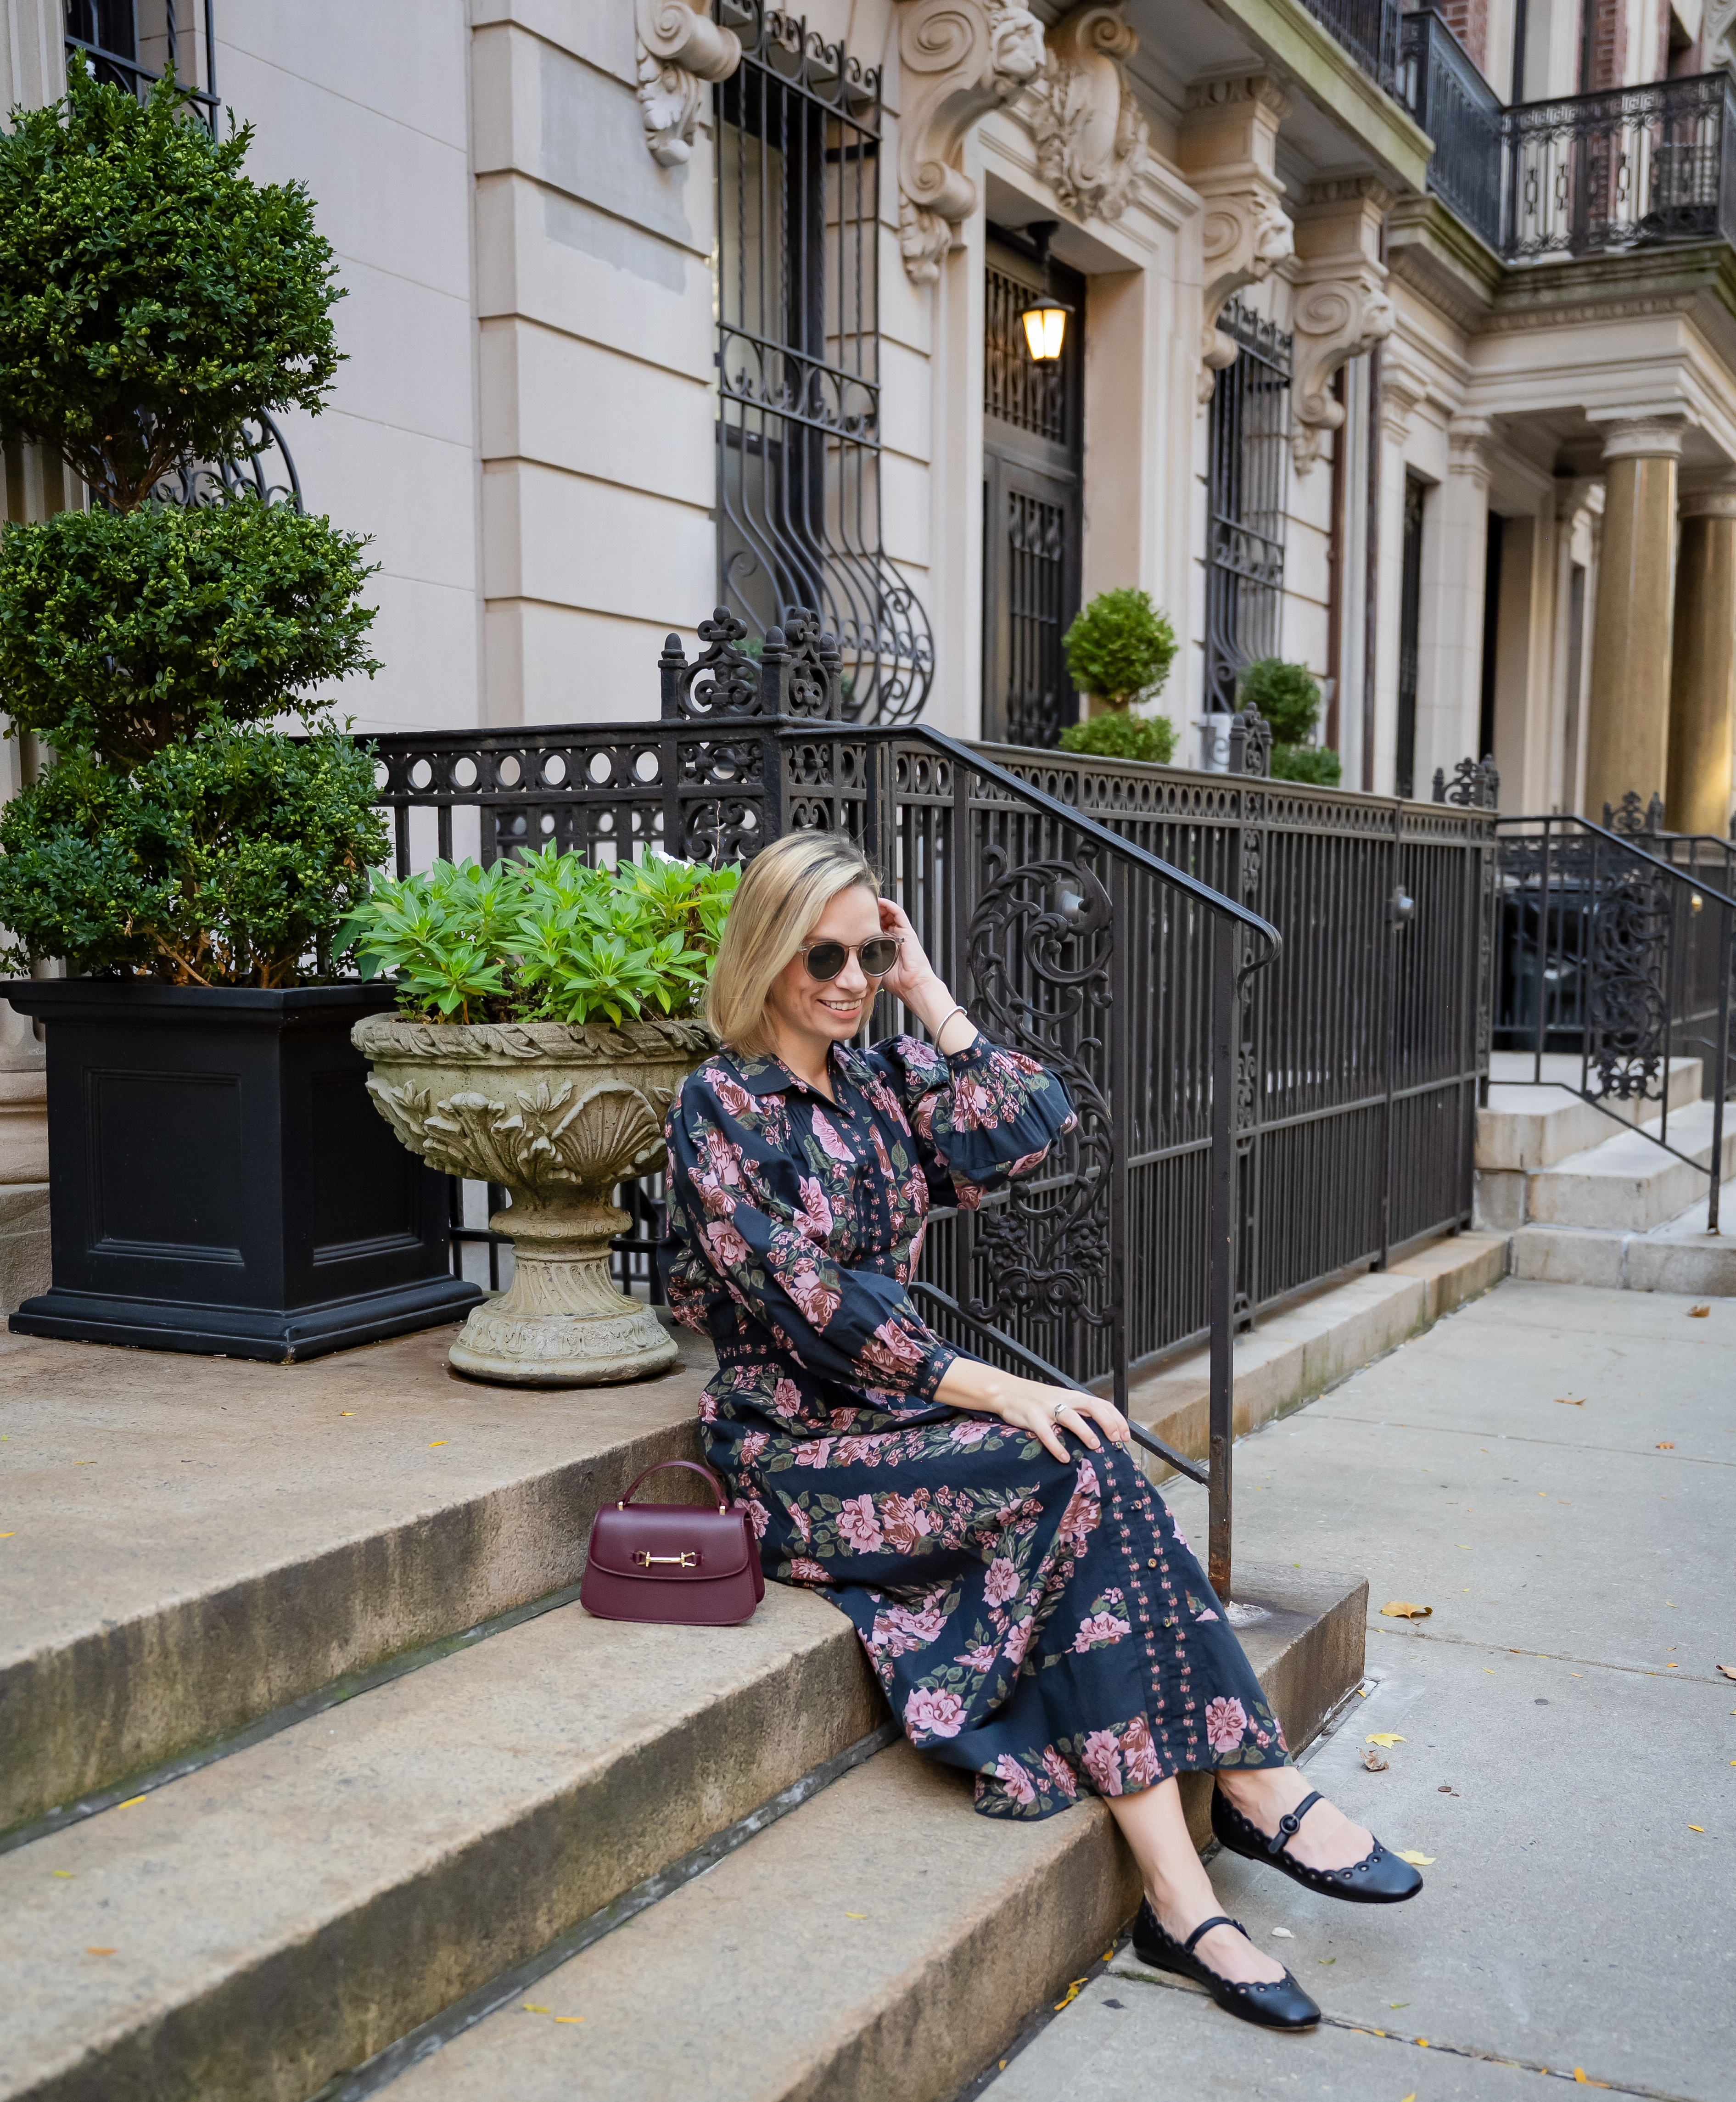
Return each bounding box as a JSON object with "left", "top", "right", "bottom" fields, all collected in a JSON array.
[
  {"left": 942, "top": 1032, "right": 995, "bottom": 1076},
  {"left": 914, "top": 1338, "right": 958, "bottom": 1401}
]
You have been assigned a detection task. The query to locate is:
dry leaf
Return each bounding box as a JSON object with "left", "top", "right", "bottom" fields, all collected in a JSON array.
[
  {"left": 1380, "top": 1601, "right": 1432, "bottom": 1619},
  {"left": 1688, "top": 1304, "right": 1710, "bottom": 1317},
  {"left": 1687, "top": 1824, "right": 1705, "bottom": 1833},
  {"left": 116, "top": 1795, "right": 145, "bottom": 1810},
  {"left": 1365, "top": 1733, "right": 1406, "bottom": 1747},
  {"left": 521, "top": 2004, "right": 551, "bottom": 2015},
  {"left": 339, "top": 1411, "right": 356, "bottom": 1418},
  {"left": 1554, "top": 1396, "right": 1585, "bottom": 1406},
  {"left": 1718, "top": 1665, "right": 1736, "bottom": 1682},
  {"left": 1053, "top": 1977, "right": 1088, "bottom": 2012},
  {"left": 1657, "top": 1442, "right": 1674, "bottom": 1450},
  {"left": 1360, "top": 1747, "right": 1389, "bottom": 1771},
  {"left": 429, "top": 1441, "right": 448, "bottom": 1449},
  {"left": 0, "top": 1532, "right": 15, "bottom": 1539},
  {"left": 554, "top": 2016, "right": 584, "bottom": 2025},
  {"left": 1394, "top": 1850, "right": 1434, "bottom": 1866},
  {"left": 845, "top": 1912, "right": 867, "bottom": 1920},
  {"left": 84, "top": 1947, "right": 115, "bottom": 1956},
  {"left": 50, "top": 1870, "right": 74, "bottom": 1879}
]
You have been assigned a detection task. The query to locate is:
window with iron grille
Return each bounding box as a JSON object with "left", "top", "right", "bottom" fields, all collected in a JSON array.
[
  {"left": 1204, "top": 299, "right": 1292, "bottom": 716},
  {"left": 1396, "top": 473, "right": 1427, "bottom": 799},
  {"left": 713, "top": 3, "right": 932, "bottom": 726},
  {"left": 65, "top": 0, "right": 218, "bottom": 128}
]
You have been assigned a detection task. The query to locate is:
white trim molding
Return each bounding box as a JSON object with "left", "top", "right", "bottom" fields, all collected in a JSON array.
[
  {"left": 1028, "top": 3, "right": 1148, "bottom": 224},
  {"left": 1289, "top": 179, "right": 1394, "bottom": 473},
  {"left": 635, "top": 0, "right": 742, "bottom": 168},
  {"left": 896, "top": 0, "right": 1047, "bottom": 282}
]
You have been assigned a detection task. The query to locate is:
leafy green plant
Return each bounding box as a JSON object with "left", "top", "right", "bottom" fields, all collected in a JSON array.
[
  {"left": 344, "top": 852, "right": 739, "bottom": 1028},
  {"left": 0, "top": 499, "right": 380, "bottom": 763},
  {"left": 1061, "top": 589, "right": 1177, "bottom": 709},
  {"left": 0, "top": 727, "right": 387, "bottom": 985},
  {"left": 1058, "top": 710, "right": 1177, "bottom": 764},
  {"left": 0, "top": 64, "right": 342, "bottom": 511},
  {"left": 1237, "top": 658, "right": 1342, "bottom": 785},
  {"left": 1270, "top": 744, "right": 1344, "bottom": 786}
]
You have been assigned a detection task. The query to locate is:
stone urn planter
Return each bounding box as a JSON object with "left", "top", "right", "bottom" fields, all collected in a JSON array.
[{"left": 353, "top": 1012, "right": 712, "bottom": 1385}]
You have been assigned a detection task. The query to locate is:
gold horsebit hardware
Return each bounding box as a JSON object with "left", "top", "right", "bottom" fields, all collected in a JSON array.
[{"left": 632, "top": 1550, "right": 697, "bottom": 1568}]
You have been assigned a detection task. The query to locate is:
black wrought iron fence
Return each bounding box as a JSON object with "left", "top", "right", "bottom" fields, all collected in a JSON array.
[
  {"left": 1400, "top": 6, "right": 1505, "bottom": 251},
  {"left": 368, "top": 608, "right": 1497, "bottom": 1594},
  {"left": 1491, "top": 810, "right": 1735, "bottom": 1228},
  {"left": 1299, "top": 0, "right": 1402, "bottom": 95}
]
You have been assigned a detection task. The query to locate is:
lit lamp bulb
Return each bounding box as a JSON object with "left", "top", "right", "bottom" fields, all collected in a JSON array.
[{"left": 1020, "top": 297, "right": 1070, "bottom": 364}]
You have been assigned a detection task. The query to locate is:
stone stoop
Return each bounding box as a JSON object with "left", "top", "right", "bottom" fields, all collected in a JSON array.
[
  {"left": 1473, "top": 1065, "right": 1736, "bottom": 1295},
  {"left": 1124, "top": 1232, "right": 1510, "bottom": 1479}
]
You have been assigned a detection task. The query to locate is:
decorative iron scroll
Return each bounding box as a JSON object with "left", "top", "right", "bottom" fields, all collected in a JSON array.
[
  {"left": 1432, "top": 755, "right": 1500, "bottom": 809},
  {"left": 660, "top": 605, "right": 843, "bottom": 722},
  {"left": 1587, "top": 853, "right": 1670, "bottom": 1100},
  {"left": 1228, "top": 705, "right": 1272, "bottom": 779},
  {"left": 148, "top": 412, "right": 304, "bottom": 514},
  {"left": 1603, "top": 790, "right": 1667, "bottom": 839},
  {"left": 963, "top": 845, "right": 1115, "bottom": 1329}
]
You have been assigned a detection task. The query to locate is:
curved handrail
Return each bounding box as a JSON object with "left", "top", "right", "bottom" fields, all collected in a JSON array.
[
  {"left": 1496, "top": 812, "right": 1736, "bottom": 915},
  {"left": 791, "top": 722, "right": 1286, "bottom": 967}
]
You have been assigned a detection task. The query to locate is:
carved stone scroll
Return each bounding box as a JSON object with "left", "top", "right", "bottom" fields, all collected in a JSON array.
[
  {"left": 1177, "top": 78, "right": 1293, "bottom": 404},
  {"left": 897, "top": 0, "right": 1047, "bottom": 282},
  {"left": 1028, "top": 3, "right": 1148, "bottom": 223},
  {"left": 636, "top": 0, "right": 742, "bottom": 168},
  {"left": 1289, "top": 179, "right": 1394, "bottom": 472}
]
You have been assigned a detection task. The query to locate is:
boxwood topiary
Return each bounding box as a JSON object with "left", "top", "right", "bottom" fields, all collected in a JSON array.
[
  {"left": 1062, "top": 588, "right": 1177, "bottom": 709},
  {"left": 1058, "top": 709, "right": 1177, "bottom": 764},
  {"left": 1237, "top": 658, "right": 1343, "bottom": 785}
]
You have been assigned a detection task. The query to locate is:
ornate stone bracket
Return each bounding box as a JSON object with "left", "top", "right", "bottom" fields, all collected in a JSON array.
[
  {"left": 1177, "top": 78, "right": 1293, "bottom": 405},
  {"left": 1028, "top": 3, "right": 1148, "bottom": 224},
  {"left": 1289, "top": 179, "right": 1394, "bottom": 472},
  {"left": 635, "top": 0, "right": 741, "bottom": 168},
  {"left": 897, "top": 0, "right": 1047, "bottom": 282}
]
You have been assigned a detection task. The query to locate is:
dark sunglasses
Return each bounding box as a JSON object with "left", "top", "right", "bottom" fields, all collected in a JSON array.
[{"left": 799, "top": 936, "right": 902, "bottom": 982}]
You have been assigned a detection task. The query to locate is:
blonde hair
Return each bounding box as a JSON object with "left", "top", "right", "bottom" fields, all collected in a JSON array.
[{"left": 707, "top": 830, "right": 879, "bottom": 1056}]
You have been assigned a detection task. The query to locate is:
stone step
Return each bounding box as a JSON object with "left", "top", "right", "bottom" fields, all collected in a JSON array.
[
  {"left": 1123, "top": 1232, "right": 1509, "bottom": 1478},
  {"left": 0, "top": 1582, "right": 882, "bottom": 2102},
  {"left": 1511, "top": 1179, "right": 1736, "bottom": 1295},
  {"left": 1521, "top": 1096, "right": 1736, "bottom": 1234},
  {"left": 0, "top": 1320, "right": 719, "bottom": 1836},
  {"left": 339, "top": 1567, "right": 1368, "bottom": 2102},
  {"left": 1476, "top": 1053, "right": 1702, "bottom": 1174}
]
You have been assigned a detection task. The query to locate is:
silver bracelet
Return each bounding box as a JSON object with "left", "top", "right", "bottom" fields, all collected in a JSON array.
[{"left": 933, "top": 1004, "right": 970, "bottom": 1046}]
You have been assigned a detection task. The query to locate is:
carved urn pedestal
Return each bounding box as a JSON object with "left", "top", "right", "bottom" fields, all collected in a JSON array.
[{"left": 353, "top": 1013, "right": 712, "bottom": 1385}]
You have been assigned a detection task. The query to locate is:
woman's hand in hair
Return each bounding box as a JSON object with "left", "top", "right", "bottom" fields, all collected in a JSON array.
[
  {"left": 875, "top": 897, "right": 974, "bottom": 1048},
  {"left": 935, "top": 1360, "right": 1132, "bottom": 1464}
]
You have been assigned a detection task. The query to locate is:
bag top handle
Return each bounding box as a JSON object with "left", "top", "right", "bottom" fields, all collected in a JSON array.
[{"left": 618, "top": 1457, "right": 729, "bottom": 1516}]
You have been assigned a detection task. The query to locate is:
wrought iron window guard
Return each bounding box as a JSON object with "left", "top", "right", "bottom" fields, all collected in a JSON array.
[
  {"left": 1205, "top": 299, "right": 1292, "bottom": 719},
  {"left": 65, "top": 0, "right": 219, "bottom": 130},
  {"left": 1400, "top": 17, "right": 1736, "bottom": 263},
  {"left": 1492, "top": 809, "right": 1735, "bottom": 1230},
  {"left": 368, "top": 607, "right": 1508, "bottom": 1602}
]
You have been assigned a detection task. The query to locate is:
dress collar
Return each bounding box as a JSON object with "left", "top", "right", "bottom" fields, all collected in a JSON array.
[{"left": 720, "top": 1041, "right": 863, "bottom": 1101}]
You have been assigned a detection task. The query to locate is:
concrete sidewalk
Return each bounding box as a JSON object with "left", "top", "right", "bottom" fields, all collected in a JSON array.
[{"left": 979, "top": 1280, "right": 1735, "bottom": 2102}]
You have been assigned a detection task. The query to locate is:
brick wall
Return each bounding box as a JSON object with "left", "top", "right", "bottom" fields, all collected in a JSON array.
[
  {"left": 1426, "top": 0, "right": 1489, "bottom": 73},
  {"left": 1583, "top": 0, "right": 1628, "bottom": 90}
]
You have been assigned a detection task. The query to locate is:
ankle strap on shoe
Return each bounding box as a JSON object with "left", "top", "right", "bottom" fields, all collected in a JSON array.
[
  {"left": 1268, "top": 1790, "right": 1324, "bottom": 1858},
  {"left": 1182, "top": 1914, "right": 1244, "bottom": 1955}
]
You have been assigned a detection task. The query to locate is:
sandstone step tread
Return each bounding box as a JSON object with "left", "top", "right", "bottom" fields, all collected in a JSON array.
[
  {"left": 0, "top": 1321, "right": 717, "bottom": 1831},
  {"left": 0, "top": 1584, "right": 875, "bottom": 2102},
  {"left": 1523, "top": 1098, "right": 1735, "bottom": 1233},
  {"left": 1512, "top": 1179, "right": 1736, "bottom": 1295},
  {"left": 1478, "top": 1055, "right": 1701, "bottom": 1172}
]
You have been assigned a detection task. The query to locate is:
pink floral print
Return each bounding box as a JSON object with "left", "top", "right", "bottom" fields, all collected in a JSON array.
[{"left": 1205, "top": 1696, "right": 1249, "bottom": 1754}]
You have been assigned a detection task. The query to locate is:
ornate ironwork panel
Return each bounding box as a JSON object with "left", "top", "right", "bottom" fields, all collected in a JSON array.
[
  {"left": 714, "top": 3, "right": 933, "bottom": 725},
  {"left": 1205, "top": 300, "right": 1292, "bottom": 718},
  {"left": 1299, "top": 0, "right": 1401, "bottom": 93},
  {"left": 1399, "top": 8, "right": 1506, "bottom": 250}
]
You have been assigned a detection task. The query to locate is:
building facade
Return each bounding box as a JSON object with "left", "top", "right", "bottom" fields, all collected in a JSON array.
[{"left": 4, "top": 0, "right": 1736, "bottom": 831}]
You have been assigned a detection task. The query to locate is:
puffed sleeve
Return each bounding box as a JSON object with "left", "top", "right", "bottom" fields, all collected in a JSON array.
[
  {"left": 867, "top": 1034, "right": 1077, "bottom": 1211},
  {"left": 664, "top": 1065, "right": 958, "bottom": 1400}
]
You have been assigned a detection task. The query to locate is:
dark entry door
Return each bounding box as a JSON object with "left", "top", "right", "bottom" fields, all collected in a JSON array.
[{"left": 982, "top": 230, "right": 1084, "bottom": 747}]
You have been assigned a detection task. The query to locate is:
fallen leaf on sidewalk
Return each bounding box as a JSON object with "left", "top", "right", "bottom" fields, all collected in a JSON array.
[
  {"left": 1573, "top": 2071, "right": 1612, "bottom": 2087},
  {"left": 1053, "top": 1977, "right": 1088, "bottom": 2011},
  {"left": 1365, "top": 1732, "right": 1406, "bottom": 1747},
  {"left": 1688, "top": 1825, "right": 1705, "bottom": 1833},
  {"left": 84, "top": 1947, "right": 115, "bottom": 1956},
  {"left": 1360, "top": 1747, "right": 1388, "bottom": 1771},
  {"left": 554, "top": 2016, "right": 584, "bottom": 2025},
  {"left": 1719, "top": 1665, "right": 1736, "bottom": 1682},
  {"left": 521, "top": 2005, "right": 551, "bottom": 2014},
  {"left": 1657, "top": 1442, "right": 1674, "bottom": 1450},
  {"left": 1688, "top": 1304, "right": 1710, "bottom": 1317},
  {"left": 1380, "top": 1601, "right": 1432, "bottom": 1619},
  {"left": 1394, "top": 1850, "right": 1434, "bottom": 1866},
  {"left": 1554, "top": 1396, "right": 1585, "bottom": 1405}
]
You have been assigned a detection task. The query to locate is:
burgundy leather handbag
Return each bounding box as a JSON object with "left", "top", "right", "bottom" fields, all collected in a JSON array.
[{"left": 580, "top": 1459, "right": 765, "bottom": 1626}]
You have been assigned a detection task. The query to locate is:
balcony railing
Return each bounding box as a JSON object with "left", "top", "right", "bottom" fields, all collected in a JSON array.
[
  {"left": 1300, "top": 0, "right": 1403, "bottom": 95},
  {"left": 1400, "top": 11, "right": 1736, "bottom": 263}
]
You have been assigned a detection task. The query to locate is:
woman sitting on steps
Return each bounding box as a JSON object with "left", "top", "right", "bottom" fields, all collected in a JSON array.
[{"left": 662, "top": 830, "right": 1421, "bottom": 2033}]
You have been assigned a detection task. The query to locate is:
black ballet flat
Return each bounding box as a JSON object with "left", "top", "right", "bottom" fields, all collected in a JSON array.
[
  {"left": 1212, "top": 1787, "right": 1423, "bottom": 1905},
  {"left": 1130, "top": 1902, "right": 1321, "bottom": 2029}
]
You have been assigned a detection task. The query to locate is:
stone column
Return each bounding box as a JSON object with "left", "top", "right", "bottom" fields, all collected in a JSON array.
[
  {"left": 1584, "top": 415, "right": 1686, "bottom": 818},
  {"left": 1418, "top": 415, "right": 1494, "bottom": 786},
  {"left": 1666, "top": 474, "right": 1736, "bottom": 837}
]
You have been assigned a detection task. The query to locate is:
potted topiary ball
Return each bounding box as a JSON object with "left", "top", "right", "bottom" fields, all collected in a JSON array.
[
  {"left": 1236, "top": 659, "right": 1344, "bottom": 785},
  {"left": 1055, "top": 588, "right": 1179, "bottom": 762},
  {"left": 0, "top": 64, "right": 478, "bottom": 1359},
  {"left": 348, "top": 851, "right": 735, "bottom": 1385}
]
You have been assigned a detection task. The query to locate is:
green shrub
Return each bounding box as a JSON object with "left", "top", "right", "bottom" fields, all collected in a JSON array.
[
  {"left": 0, "top": 727, "right": 388, "bottom": 984},
  {"left": 1062, "top": 589, "right": 1177, "bottom": 708},
  {"left": 1270, "top": 743, "right": 1343, "bottom": 786},
  {"left": 1236, "top": 657, "right": 1322, "bottom": 746},
  {"left": 1058, "top": 709, "right": 1177, "bottom": 764},
  {"left": 0, "top": 63, "right": 342, "bottom": 510},
  {"left": 343, "top": 850, "right": 740, "bottom": 1027},
  {"left": 0, "top": 499, "right": 380, "bottom": 763}
]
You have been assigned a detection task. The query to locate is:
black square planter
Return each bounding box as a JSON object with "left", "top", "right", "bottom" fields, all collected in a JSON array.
[{"left": 0, "top": 979, "right": 481, "bottom": 1362}]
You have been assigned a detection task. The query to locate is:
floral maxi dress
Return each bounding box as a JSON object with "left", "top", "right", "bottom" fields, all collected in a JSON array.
[{"left": 663, "top": 1033, "right": 1289, "bottom": 1818}]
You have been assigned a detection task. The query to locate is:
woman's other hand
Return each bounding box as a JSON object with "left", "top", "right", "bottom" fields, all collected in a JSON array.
[{"left": 935, "top": 1361, "right": 1131, "bottom": 1463}]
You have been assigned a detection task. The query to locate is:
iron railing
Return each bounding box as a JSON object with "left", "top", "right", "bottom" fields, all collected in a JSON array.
[
  {"left": 1300, "top": 0, "right": 1403, "bottom": 95},
  {"left": 1401, "top": 35, "right": 1736, "bottom": 263},
  {"left": 368, "top": 608, "right": 1500, "bottom": 1598},
  {"left": 1492, "top": 810, "right": 1735, "bottom": 1229},
  {"left": 65, "top": 0, "right": 218, "bottom": 129},
  {"left": 1400, "top": 6, "right": 1505, "bottom": 251},
  {"left": 1205, "top": 298, "right": 1292, "bottom": 719}
]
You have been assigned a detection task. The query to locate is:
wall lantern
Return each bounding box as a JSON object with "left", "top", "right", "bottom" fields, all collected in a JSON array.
[{"left": 1017, "top": 220, "right": 1070, "bottom": 365}]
